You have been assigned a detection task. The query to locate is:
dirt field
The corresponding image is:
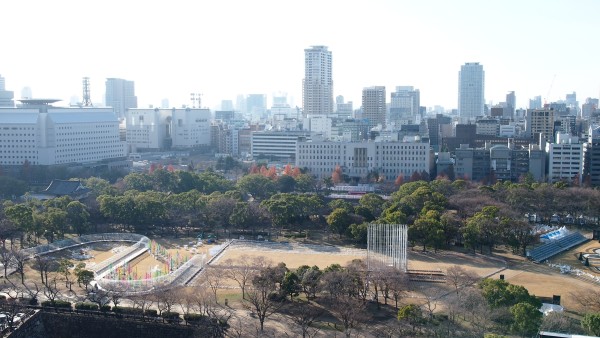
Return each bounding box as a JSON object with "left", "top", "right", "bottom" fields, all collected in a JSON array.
[{"left": 215, "top": 241, "right": 506, "bottom": 277}]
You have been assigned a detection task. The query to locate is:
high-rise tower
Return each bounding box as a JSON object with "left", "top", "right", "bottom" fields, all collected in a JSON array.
[
  {"left": 105, "top": 78, "right": 137, "bottom": 119},
  {"left": 302, "top": 46, "right": 333, "bottom": 116},
  {"left": 362, "top": 86, "right": 386, "bottom": 129},
  {"left": 458, "top": 63, "right": 485, "bottom": 121},
  {"left": 0, "top": 75, "right": 15, "bottom": 108}
]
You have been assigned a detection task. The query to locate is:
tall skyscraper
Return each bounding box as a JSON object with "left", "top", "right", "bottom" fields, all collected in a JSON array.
[
  {"left": 0, "top": 75, "right": 15, "bottom": 107},
  {"left": 506, "top": 91, "right": 516, "bottom": 118},
  {"left": 529, "top": 96, "right": 542, "bottom": 110},
  {"left": 246, "top": 94, "right": 266, "bottom": 118},
  {"left": 390, "top": 86, "right": 420, "bottom": 125},
  {"left": 105, "top": 78, "right": 137, "bottom": 119},
  {"left": 302, "top": 46, "right": 333, "bottom": 116},
  {"left": 458, "top": 63, "right": 485, "bottom": 121},
  {"left": 362, "top": 86, "right": 386, "bottom": 129}
]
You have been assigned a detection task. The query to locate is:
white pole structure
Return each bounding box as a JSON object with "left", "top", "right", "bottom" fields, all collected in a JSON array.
[{"left": 367, "top": 224, "right": 408, "bottom": 272}]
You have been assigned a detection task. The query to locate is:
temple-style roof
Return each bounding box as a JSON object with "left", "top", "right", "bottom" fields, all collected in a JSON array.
[{"left": 43, "top": 180, "right": 90, "bottom": 198}]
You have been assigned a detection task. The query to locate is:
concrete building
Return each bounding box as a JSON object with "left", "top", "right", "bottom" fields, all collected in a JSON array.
[
  {"left": 362, "top": 86, "right": 386, "bottom": 129},
  {"left": 105, "top": 78, "right": 137, "bottom": 119},
  {"left": 389, "top": 86, "right": 420, "bottom": 125},
  {"left": 529, "top": 96, "right": 542, "bottom": 110},
  {"left": 0, "top": 75, "right": 15, "bottom": 108},
  {"left": 584, "top": 125, "right": 600, "bottom": 186},
  {"left": 426, "top": 114, "right": 452, "bottom": 152},
  {"left": 303, "top": 46, "right": 333, "bottom": 116},
  {"left": 125, "top": 108, "right": 211, "bottom": 152},
  {"left": 506, "top": 91, "right": 516, "bottom": 118},
  {"left": 476, "top": 118, "right": 499, "bottom": 136},
  {"left": 0, "top": 99, "right": 126, "bottom": 165},
  {"left": 251, "top": 130, "right": 311, "bottom": 160},
  {"left": 582, "top": 98, "right": 599, "bottom": 119},
  {"left": 525, "top": 109, "right": 555, "bottom": 146},
  {"left": 454, "top": 142, "right": 545, "bottom": 183},
  {"left": 246, "top": 94, "right": 267, "bottom": 118},
  {"left": 335, "top": 96, "right": 353, "bottom": 119},
  {"left": 296, "top": 138, "right": 430, "bottom": 181},
  {"left": 458, "top": 62, "right": 485, "bottom": 122},
  {"left": 546, "top": 132, "right": 583, "bottom": 183},
  {"left": 303, "top": 115, "right": 332, "bottom": 139}
]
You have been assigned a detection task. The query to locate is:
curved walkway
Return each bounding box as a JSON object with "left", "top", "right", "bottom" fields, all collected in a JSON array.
[{"left": 14, "top": 233, "right": 207, "bottom": 295}]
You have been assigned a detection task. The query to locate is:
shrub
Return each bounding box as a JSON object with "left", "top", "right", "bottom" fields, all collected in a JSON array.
[
  {"left": 184, "top": 313, "right": 205, "bottom": 322},
  {"left": 41, "top": 300, "right": 72, "bottom": 308},
  {"left": 144, "top": 309, "right": 157, "bottom": 317},
  {"left": 162, "top": 311, "right": 181, "bottom": 322},
  {"left": 75, "top": 302, "right": 99, "bottom": 311},
  {"left": 112, "top": 306, "right": 144, "bottom": 315},
  {"left": 100, "top": 305, "right": 111, "bottom": 312}
]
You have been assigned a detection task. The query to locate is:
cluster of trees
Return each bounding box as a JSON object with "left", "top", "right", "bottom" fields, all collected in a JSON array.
[
  {"left": 207, "top": 255, "right": 409, "bottom": 336},
  {"left": 2, "top": 167, "right": 600, "bottom": 258}
]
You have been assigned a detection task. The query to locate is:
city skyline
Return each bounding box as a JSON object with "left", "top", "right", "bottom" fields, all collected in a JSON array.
[{"left": 1, "top": 0, "right": 599, "bottom": 111}]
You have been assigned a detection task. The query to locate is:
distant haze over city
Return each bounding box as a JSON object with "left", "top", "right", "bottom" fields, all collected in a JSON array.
[{"left": 1, "top": 0, "right": 599, "bottom": 110}]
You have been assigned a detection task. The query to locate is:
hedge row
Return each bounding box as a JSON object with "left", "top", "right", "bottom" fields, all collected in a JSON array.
[
  {"left": 41, "top": 300, "right": 72, "bottom": 308},
  {"left": 75, "top": 303, "right": 99, "bottom": 311}
]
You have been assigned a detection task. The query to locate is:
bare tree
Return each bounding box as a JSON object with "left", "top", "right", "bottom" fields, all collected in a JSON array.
[
  {"left": 456, "top": 288, "right": 494, "bottom": 337},
  {"left": 0, "top": 248, "right": 13, "bottom": 277},
  {"left": 244, "top": 266, "right": 285, "bottom": 332},
  {"left": 155, "top": 287, "right": 180, "bottom": 316},
  {"left": 108, "top": 290, "right": 124, "bottom": 308},
  {"left": 0, "top": 297, "right": 25, "bottom": 332},
  {"left": 131, "top": 292, "right": 155, "bottom": 320},
  {"left": 34, "top": 255, "right": 56, "bottom": 286},
  {"left": 222, "top": 255, "right": 269, "bottom": 300},
  {"left": 571, "top": 288, "right": 600, "bottom": 313},
  {"left": 286, "top": 299, "right": 324, "bottom": 338},
  {"left": 327, "top": 295, "right": 366, "bottom": 338},
  {"left": 190, "top": 285, "right": 217, "bottom": 316},
  {"left": 86, "top": 288, "right": 110, "bottom": 309},
  {"left": 446, "top": 265, "right": 479, "bottom": 294},
  {"left": 43, "top": 274, "right": 61, "bottom": 306},
  {"left": 203, "top": 266, "right": 224, "bottom": 304},
  {"left": 11, "top": 249, "right": 27, "bottom": 285}
]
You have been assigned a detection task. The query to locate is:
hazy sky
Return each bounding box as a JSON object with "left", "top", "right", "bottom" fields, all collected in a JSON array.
[{"left": 1, "top": 0, "right": 599, "bottom": 111}]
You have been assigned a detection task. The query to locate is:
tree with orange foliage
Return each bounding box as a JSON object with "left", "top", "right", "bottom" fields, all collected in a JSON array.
[
  {"left": 259, "top": 165, "right": 268, "bottom": 176},
  {"left": 291, "top": 167, "right": 301, "bottom": 178},
  {"left": 266, "top": 166, "right": 277, "bottom": 180},
  {"left": 282, "top": 164, "right": 293, "bottom": 176},
  {"left": 249, "top": 164, "right": 259, "bottom": 174},
  {"left": 394, "top": 175, "right": 404, "bottom": 187},
  {"left": 332, "top": 165, "right": 343, "bottom": 184},
  {"left": 167, "top": 164, "right": 175, "bottom": 172}
]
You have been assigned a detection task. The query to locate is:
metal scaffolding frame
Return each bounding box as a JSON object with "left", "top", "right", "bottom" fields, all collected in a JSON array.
[{"left": 367, "top": 224, "right": 408, "bottom": 272}]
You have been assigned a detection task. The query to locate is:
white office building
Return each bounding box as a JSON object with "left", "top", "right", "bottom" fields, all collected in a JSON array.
[
  {"left": 0, "top": 99, "right": 126, "bottom": 165},
  {"left": 546, "top": 132, "right": 583, "bottom": 183},
  {"left": 458, "top": 62, "right": 485, "bottom": 122},
  {"left": 126, "top": 108, "right": 211, "bottom": 152},
  {"left": 251, "top": 131, "right": 312, "bottom": 160},
  {"left": 303, "top": 115, "right": 332, "bottom": 139},
  {"left": 296, "top": 138, "right": 430, "bottom": 181}
]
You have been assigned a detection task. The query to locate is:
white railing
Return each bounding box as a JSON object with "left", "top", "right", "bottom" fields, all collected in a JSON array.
[
  {"left": 20, "top": 233, "right": 149, "bottom": 258},
  {"left": 96, "top": 254, "right": 206, "bottom": 295}
]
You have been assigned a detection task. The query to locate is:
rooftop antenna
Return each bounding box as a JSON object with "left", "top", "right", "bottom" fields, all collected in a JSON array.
[{"left": 82, "top": 77, "right": 93, "bottom": 107}]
